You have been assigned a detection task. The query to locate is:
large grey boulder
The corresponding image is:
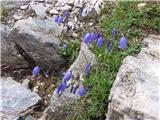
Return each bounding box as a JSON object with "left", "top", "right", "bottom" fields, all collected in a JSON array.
[
  {"left": 106, "top": 35, "right": 160, "bottom": 120},
  {"left": 45, "top": 42, "right": 97, "bottom": 118},
  {"left": 0, "top": 77, "right": 41, "bottom": 120},
  {"left": 1, "top": 24, "right": 28, "bottom": 67},
  {"left": 8, "top": 18, "right": 64, "bottom": 70},
  {"left": 1, "top": 0, "right": 31, "bottom": 9}
]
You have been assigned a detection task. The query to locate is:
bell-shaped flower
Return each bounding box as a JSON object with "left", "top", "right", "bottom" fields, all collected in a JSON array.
[
  {"left": 107, "top": 40, "right": 113, "bottom": 52},
  {"left": 119, "top": 36, "right": 128, "bottom": 49},
  {"left": 54, "top": 15, "right": 63, "bottom": 23},
  {"left": 54, "top": 15, "right": 59, "bottom": 23},
  {"left": 63, "top": 44, "right": 68, "bottom": 49},
  {"left": 56, "top": 83, "right": 63, "bottom": 94},
  {"left": 78, "top": 86, "right": 86, "bottom": 97},
  {"left": 111, "top": 28, "right": 118, "bottom": 37},
  {"left": 83, "top": 32, "right": 91, "bottom": 44},
  {"left": 32, "top": 66, "right": 41, "bottom": 76},
  {"left": 63, "top": 70, "right": 72, "bottom": 81},
  {"left": 89, "top": 32, "right": 97, "bottom": 42},
  {"left": 56, "top": 82, "right": 67, "bottom": 95},
  {"left": 63, "top": 10, "right": 70, "bottom": 18},
  {"left": 84, "top": 63, "right": 90, "bottom": 78},
  {"left": 96, "top": 36, "right": 104, "bottom": 48}
]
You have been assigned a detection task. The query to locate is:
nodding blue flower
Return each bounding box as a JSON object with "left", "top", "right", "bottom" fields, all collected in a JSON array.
[
  {"left": 96, "top": 36, "right": 104, "bottom": 48},
  {"left": 54, "top": 15, "right": 59, "bottom": 23},
  {"left": 89, "top": 32, "right": 97, "bottom": 42},
  {"left": 63, "top": 70, "right": 72, "bottom": 81},
  {"left": 56, "top": 83, "right": 63, "bottom": 94},
  {"left": 107, "top": 40, "right": 113, "bottom": 52},
  {"left": 111, "top": 28, "right": 118, "bottom": 37},
  {"left": 45, "top": 70, "right": 49, "bottom": 77},
  {"left": 54, "top": 15, "right": 63, "bottom": 23},
  {"left": 78, "top": 86, "right": 86, "bottom": 97},
  {"left": 84, "top": 63, "right": 90, "bottom": 73},
  {"left": 84, "top": 63, "right": 90, "bottom": 78},
  {"left": 56, "top": 82, "right": 67, "bottom": 95},
  {"left": 63, "top": 44, "right": 68, "bottom": 49},
  {"left": 83, "top": 32, "right": 91, "bottom": 44},
  {"left": 60, "top": 82, "right": 67, "bottom": 92},
  {"left": 63, "top": 10, "right": 70, "bottom": 18},
  {"left": 32, "top": 66, "right": 41, "bottom": 76},
  {"left": 119, "top": 36, "right": 128, "bottom": 49}
]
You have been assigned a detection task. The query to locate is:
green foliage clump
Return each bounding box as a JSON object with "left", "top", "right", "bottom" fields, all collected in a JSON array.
[
  {"left": 59, "top": 40, "right": 81, "bottom": 63},
  {"left": 62, "top": 1, "right": 159, "bottom": 120}
]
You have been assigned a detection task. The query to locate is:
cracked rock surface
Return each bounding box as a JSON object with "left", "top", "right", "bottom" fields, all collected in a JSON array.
[{"left": 106, "top": 35, "right": 160, "bottom": 120}]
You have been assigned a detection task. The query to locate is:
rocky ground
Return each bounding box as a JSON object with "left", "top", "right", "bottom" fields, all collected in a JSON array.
[
  {"left": 1, "top": 0, "right": 105, "bottom": 119},
  {"left": 1, "top": 0, "right": 160, "bottom": 120}
]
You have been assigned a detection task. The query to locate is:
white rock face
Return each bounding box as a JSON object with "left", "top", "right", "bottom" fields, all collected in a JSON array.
[
  {"left": 49, "top": 42, "right": 97, "bottom": 112},
  {"left": 29, "top": 2, "right": 47, "bottom": 18},
  {"left": 49, "top": 8, "right": 59, "bottom": 14},
  {"left": 106, "top": 35, "right": 160, "bottom": 120},
  {"left": 0, "top": 77, "right": 41, "bottom": 120}
]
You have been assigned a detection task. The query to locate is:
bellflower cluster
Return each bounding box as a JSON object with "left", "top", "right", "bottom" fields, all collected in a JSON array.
[
  {"left": 56, "top": 70, "right": 72, "bottom": 96},
  {"left": 83, "top": 32, "right": 105, "bottom": 45},
  {"left": 54, "top": 10, "right": 70, "bottom": 24}
]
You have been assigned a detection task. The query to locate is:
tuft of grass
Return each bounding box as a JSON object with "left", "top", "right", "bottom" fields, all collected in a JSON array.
[
  {"left": 63, "top": 1, "right": 159, "bottom": 120},
  {"left": 0, "top": 7, "right": 10, "bottom": 20},
  {"left": 59, "top": 40, "right": 81, "bottom": 63}
]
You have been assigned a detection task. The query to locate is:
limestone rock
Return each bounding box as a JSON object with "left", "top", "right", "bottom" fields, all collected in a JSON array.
[
  {"left": 8, "top": 18, "right": 64, "bottom": 71},
  {"left": 20, "top": 4, "right": 29, "bottom": 10},
  {"left": 138, "top": 3, "right": 147, "bottom": 11},
  {"left": 106, "top": 35, "right": 160, "bottom": 120},
  {"left": 58, "top": 4, "right": 72, "bottom": 11},
  {"left": 1, "top": 24, "right": 28, "bottom": 68},
  {"left": 49, "top": 42, "right": 97, "bottom": 113},
  {"left": 0, "top": 77, "right": 41, "bottom": 120},
  {"left": 49, "top": 8, "right": 59, "bottom": 15}
]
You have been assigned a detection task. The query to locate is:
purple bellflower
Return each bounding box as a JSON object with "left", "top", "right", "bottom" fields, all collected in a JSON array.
[
  {"left": 63, "top": 70, "right": 72, "bottom": 81},
  {"left": 84, "top": 63, "right": 90, "bottom": 78},
  {"left": 119, "top": 36, "right": 128, "bottom": 49},
  {"left": 89, "top": 32, "right": 97, "bottom": 42},
  {"left": 63, "top": 10, "right": 70, "bottom": 18},
  {"left": 32, "top": 66, "right": 41, "bottom": 76},
  {"left": 107, "top": 40, "right": 113, "bottom": 52},
  {"left": 83, "top": 32, "right": 91, "bottom": 44},
  {"left": 111, "top": 28, "right": 118, "bottom": 37},
  {"left": 96, "top": 36, "right": 104, "bottom": 48},
  {"left": 78, "top": 86, "right": 86, "bottom": 97},
  {"left": 56, "top": 82, "right": 67, "bottom": 95},
  {"left": 63, "top": 44, "right": 68, "bottom": 49},
  {"left": 54, "top": 15, "right": 63, "bottom": 23}
]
